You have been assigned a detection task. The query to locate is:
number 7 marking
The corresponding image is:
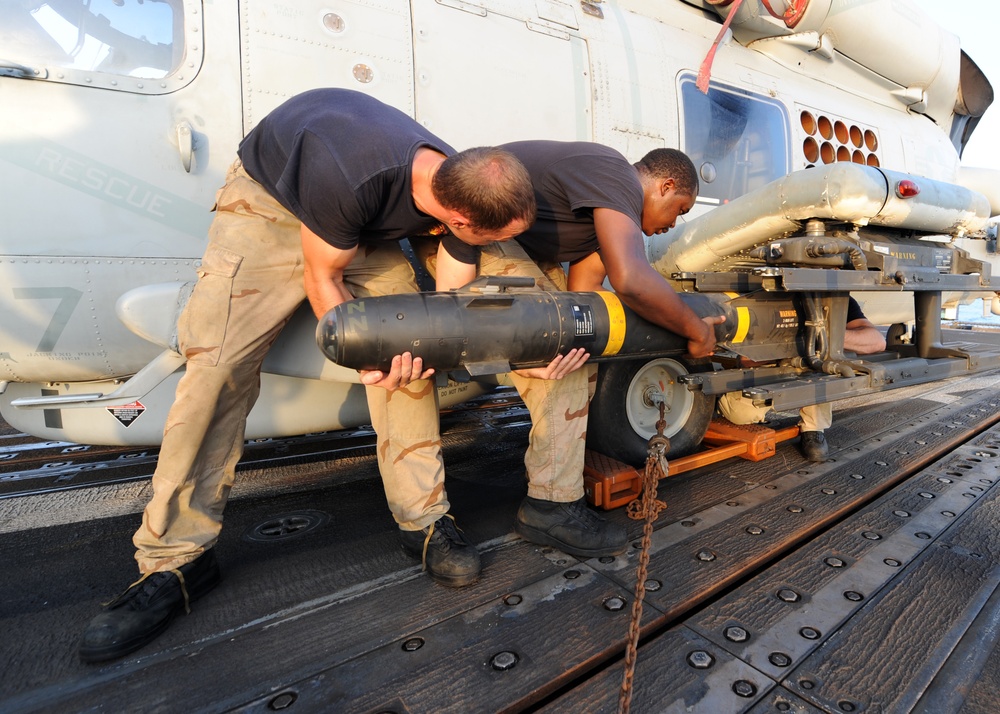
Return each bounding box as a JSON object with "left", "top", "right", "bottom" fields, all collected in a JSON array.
[{"left": 13, "top": 287, "right": 83, "bottom": 352}]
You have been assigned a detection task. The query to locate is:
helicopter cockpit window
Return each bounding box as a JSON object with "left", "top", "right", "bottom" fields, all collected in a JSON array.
[
  {"left": 680, "top": 76, "right": 790, "bottom": 204},
  {"left": 0, "top": 0, "right": 200, "bottom": 93}
]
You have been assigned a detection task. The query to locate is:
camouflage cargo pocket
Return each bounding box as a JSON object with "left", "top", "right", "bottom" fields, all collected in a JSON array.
[{"left": 176, "top": 244, "right": 243, "bottom": 366}]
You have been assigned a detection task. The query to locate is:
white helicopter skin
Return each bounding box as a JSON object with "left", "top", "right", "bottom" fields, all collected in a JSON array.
[{"left": 0, "top": 0, "right": 997, "bottom": 448}]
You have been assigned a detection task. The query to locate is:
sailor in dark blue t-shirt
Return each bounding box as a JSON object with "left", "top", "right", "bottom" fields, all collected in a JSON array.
[{"left": 80, "top": 89, "right": 541, "bottom": 663}]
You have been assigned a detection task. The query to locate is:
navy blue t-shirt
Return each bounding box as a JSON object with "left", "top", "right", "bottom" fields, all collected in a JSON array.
[
  {"left": 847, "top": 296, "right": 865, "bottom": 323},
  {"left": 238, "top": 88, "right": 477, "bottom": 264},
  {"left": 501, "top": 141, "right": 644, "bottom": 264}
]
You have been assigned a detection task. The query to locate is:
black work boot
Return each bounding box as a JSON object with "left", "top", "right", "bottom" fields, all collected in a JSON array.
[
  {"left": 399, "top": 515, "right": 482, "bottom": 587},
  {"left": 799, "top": 430, "right": 829, "bottom": 462},
  {"left": 515, "top": 496, "right": 627, "bottom": 558},
  {"left": 79, "top": 549, "right": 221, "bottom": 663}
]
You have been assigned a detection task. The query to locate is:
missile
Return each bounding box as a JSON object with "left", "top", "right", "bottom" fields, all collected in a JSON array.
[{"left": 317, "top": 277, "right": 807, "bottom": 376}]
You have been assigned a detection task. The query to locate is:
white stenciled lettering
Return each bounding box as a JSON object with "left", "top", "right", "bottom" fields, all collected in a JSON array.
[
  {"left": 32, "top": 147, "right": 175, "bottom": 221},
  {"left": 105, "top": 176, "right": 129, "bottom": 200},
  {"left": 125, "top": 185, "right": 151, "bottom": 210},
  {"left": 58, "top": 156, "right": 85, "bottom": 181},
  {"left": 36, "top": 147, "right": 60, "bottom": 171},
  {"left": 82, "top": 167, "right": 106, "bottom": 190},
  {"left": 147, "top": 194, "right": 170, "bottom": 218}
]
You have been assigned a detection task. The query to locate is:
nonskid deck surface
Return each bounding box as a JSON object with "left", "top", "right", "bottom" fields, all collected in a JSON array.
[{"left": 2, "top": 374, "right": 1000, "bottom": 713}]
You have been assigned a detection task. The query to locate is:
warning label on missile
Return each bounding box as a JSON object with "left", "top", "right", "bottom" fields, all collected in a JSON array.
[
  {"left": 107, "top": 400, "right": 146, "bottom": 427},
  {"left": 572, "top": 304, "right": 596, "bottom": 341}
]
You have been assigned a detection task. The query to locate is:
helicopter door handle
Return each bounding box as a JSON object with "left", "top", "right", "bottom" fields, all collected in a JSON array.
[{"left": 176, "top": 120, "right": 194, "bottom": 173}]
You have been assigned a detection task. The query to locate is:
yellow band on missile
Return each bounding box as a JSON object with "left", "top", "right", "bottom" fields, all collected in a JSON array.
[
  {"left": 725, "top": 292, "right": 750, "bottom": 344},
  {"left": 597, "top": 291, "right": 626, "bottom": 356}
]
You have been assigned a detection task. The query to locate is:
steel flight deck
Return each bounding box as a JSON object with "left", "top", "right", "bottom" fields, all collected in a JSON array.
[{"left": 3, "top": 350, "right": 1000, "bottom": 713}]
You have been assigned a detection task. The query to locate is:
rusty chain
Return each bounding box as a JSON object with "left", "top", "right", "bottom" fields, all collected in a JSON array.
[{"left": 618, "top": 403, "right": 669, "bottom": 714}]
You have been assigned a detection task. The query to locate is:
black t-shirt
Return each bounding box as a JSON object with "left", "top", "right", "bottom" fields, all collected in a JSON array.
[
  {"left": 501, "top": 141, "right": 644, "bottom": 264},
  {"left": 847, "top": 296, "right": 865, "bottom": 323},
  {"left": 238, "top": 88, "right": 477, "bottom": 264}
]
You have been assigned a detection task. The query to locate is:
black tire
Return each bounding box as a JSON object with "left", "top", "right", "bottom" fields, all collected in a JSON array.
[{"left": 587, "top": 357, "right": 715, "bottom": 466}]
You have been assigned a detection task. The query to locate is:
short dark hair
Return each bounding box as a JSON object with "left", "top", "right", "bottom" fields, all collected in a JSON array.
[
  {"left": 634, "top": 148, "right": 699, "bottom": 197},
  {"left": 432, "top": 147, "right": 536, "bottom": 232}
]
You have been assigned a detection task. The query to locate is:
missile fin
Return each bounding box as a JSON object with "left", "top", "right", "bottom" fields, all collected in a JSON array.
[{"left": 464, "top": 360, "right": 512, "bottom": 376}]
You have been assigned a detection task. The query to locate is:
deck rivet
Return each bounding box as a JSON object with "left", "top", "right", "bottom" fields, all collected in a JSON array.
[
  {"left": 732, "top": 680, "right": 757, "bottom": 698},
  {"left": 800, "top": 679, "right": 815, "bottom": 690},
  {"left": 777, "top": 588, "right": 800, "bottom": 603},
  {"left": 938, "top": 477, "right": 953, "bottom": 483},
  {"left": 787, "top": 505, "right": 804, "bottom": 513},
  {"left": 686, "top": 650, "right": 714, "bottom": 669},
  {"left": 850, "top": 473, "right": 865, "bottom": 480},
  {"left": 822, "top": 488, "right": 836, "bottom": 495},
  {"left": 915, "top": 532, "right": 932, "bottom": 540},
  {"left": 696, "top": 550, "right": 717, "bottom": 562},
  {"left": 893, "top": 510, "right": 910, "bottom": 518},
  {"left": 564, "top": 569, "right": 581, "bottom": 580},
  {"left": 603, "top": 596, "right": 626, "bottom": 611},
  {"left": 876, "top": 461, "right": 888, "bottom": 466},
  {"left": 942, "top": 511, "right": 956, "bottom": 517},
  {"left": 799, "top": 626, "right": 821, "bottom": 640},
  {"left": 884, "top": 558, "right": 902, "bottom": 567},
  {"left": 503, "top": 594, "right": 523, "bottom": 606},
  {"left": 645, "top": 579, "right": 662, "bottom": 591},
  {"left": 862, "top": 531, "right": 881, "bottom": 540},
  {"left": 918, "top": 492, "right": 935, "bottom": 499},
  {"left": 726, "top": 501, "right": 739, "bottom": 507},
  {"left": 598, "top": 556, "right": 615, "bottom": 563},
  {"left": 725, "top": 626, "right": 749, "bottom": 642},
  {"left": 746, "top": 525, "right": 764, "bottom": 535},
  {"left": 402, "top": 637, "right": 424, "bottom": 652},
  {"left": 681, "top": 520, "right": 696, "bottom": 527},
  {"left": 776, "top": 703, "right": 791, "bottom": 712},
  {"left": 268, "top": 692, "right": 297, "bottom": 710},
  {"left": 825, "top": 557, "right": 845, "bottom": 568},
  {"left": 844, "top": 591, "right": 864, "bottom": 602},
  {"left": 839, "top": 701, "right": 857, "bottom": 712},
  {"left": 769, "top": 652, "right": 792, "bottom": 667},
  {"left": 491, "top": 651, "right": 519, "bottom": 671}
]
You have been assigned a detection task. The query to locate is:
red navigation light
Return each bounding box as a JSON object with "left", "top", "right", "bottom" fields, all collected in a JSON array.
[{"left": 896, "top": 180, "right": 920, "bottom": 198}]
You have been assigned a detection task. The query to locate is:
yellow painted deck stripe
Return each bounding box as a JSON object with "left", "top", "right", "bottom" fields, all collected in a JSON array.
[
  {"left": 725, "top": 292, "right": 751, "bottom": 343},
  {"left": 597, "top": 291, "right": 626, "bottom": 355}
]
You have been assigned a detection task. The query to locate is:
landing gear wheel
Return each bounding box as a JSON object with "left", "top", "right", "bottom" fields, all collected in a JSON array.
[{"left": 587, "top": 357, "right": 715, "bottom": 466}]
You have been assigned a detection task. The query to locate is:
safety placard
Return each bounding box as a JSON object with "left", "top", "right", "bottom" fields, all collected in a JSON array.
[{"left": 107, "top": 400, "right": 146, "bottom": 427}]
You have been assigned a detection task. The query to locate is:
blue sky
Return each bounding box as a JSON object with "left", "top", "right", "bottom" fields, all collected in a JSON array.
[{"left": 913, "top": 1, "right": 1000, "bottom": 169}]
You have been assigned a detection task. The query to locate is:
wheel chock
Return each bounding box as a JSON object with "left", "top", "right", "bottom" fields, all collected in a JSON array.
[
  {"left": 584, "top": 419, "right": 801, "bottom": 509},
  {"left": 583, "top": 449, "right": 642, "bottom": 510}
]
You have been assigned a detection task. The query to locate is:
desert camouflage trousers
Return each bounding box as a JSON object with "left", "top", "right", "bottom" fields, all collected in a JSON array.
[
  {"left": 133, "top": 162, "right": 589, "bottom": 573},
  {"left": 716, "top": 392, "right": 834, "bottom": 432},
  {"left": 409, "top": 238, "right": 594, "bottom": 505}
]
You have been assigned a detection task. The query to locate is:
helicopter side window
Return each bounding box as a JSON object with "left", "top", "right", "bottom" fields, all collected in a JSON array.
[
  {"left": 1, "top": 0, "right": 196, "bottom": 92},
  {"left": 680, "top": 76, "right": 790, "bottom": 203}
]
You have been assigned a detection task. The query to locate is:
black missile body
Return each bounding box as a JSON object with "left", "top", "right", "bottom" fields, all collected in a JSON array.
[{"left": 317, "top": 278, "right": 805, "bottom": 376}]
